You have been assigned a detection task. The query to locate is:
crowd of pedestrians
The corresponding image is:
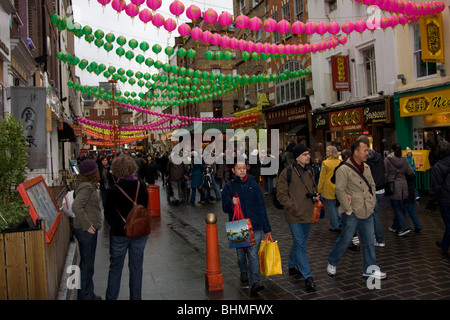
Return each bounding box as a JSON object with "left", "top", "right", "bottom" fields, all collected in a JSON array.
[{"left": 71, "top": 137, "right": 450, "bottom": 299}]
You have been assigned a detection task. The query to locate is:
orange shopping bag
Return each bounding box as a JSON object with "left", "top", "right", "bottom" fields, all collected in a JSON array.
[{"left": 312, "top": 199, "right": 323, "bottom": 224}]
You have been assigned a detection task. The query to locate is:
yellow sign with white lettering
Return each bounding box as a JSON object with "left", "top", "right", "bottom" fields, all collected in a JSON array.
[{"left": 399, "top": 87, "right": 450, "bottom": 117}]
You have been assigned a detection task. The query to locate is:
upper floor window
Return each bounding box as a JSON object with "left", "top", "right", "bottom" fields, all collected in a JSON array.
[
  {"left": 281, "top": 4, "right": 292, "bottom": 40},
  {"left": 294, "top": 0, "right": 304, "bottom": 22},
  {"left": 275, "top": 60, "right": 306, "bottom": 105},
  {"left": 362, "top": 46, "right": 377, "bottom": 96},
  {"left": 414, "top": 24, "right": 437, "bottom": 79},
  {"left": 271, "top": 11, "right": 280, "bottom": 44}
]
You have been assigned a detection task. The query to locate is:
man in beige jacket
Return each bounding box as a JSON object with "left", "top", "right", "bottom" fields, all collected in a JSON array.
[{"left": 327, "top": 140, "right": 387, "bottom": 280}]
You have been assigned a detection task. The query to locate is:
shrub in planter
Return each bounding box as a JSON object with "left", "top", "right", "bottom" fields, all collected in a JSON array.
[{"left": 0, "top": 114, "right": 30, "bottom": 232}]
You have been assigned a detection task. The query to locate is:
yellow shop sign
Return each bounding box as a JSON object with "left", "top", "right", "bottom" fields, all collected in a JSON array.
[{"left": 399, "top": 87, "right": 450, "bottom": 117}]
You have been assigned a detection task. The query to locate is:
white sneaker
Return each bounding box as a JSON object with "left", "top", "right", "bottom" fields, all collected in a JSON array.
[
  {"left": 374, "top": 241, "right": 385, "bottom": 247},
  {"left": 327, "top": 263, "right": 336, "bottom": 277},
  {"left": 363, "top": 270, "right": 387, "bottom": 280}
]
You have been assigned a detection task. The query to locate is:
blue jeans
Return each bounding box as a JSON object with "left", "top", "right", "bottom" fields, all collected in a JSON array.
[
  {"left": 325, "top": 199, "right": 341, "bottom": 230},
  {"left": 236, "top": 230, "right": 262, "bottom": 288},
  {"left": 288, "top": 223, "right": 312, "bottom": 279},
  {"left": 73, "top": 228, "right": 98, "bottom": 300},
  {"left": 404, "top": 202, "right": 422, "bottom": 230},
  {"left": 328, "top": 213, "right": 377, "bottom": 273},
  {"left": 106, "top": 235, "right": 148, "bottom": 300},
  {"left": 264, "top": 176, "right": 274, "bottom": 194},
  {"left": 438, "top": 202, "right": 450, "bottom": 252},
  {"left": 190, "top": 187, "right": 205, "bottom": 204},
  {"left": 390, "top": 199, "right": 410, "bottom": 231},
  {"left": 211, "top": 175, "right": 222, "bottom": 199},
  {"left": 373, "top": 194, "right": 385, "bottom": 243}
]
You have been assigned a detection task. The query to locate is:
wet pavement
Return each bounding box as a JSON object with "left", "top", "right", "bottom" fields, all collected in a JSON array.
[{"left": 91, "top": 181, "right": 450, "bottom": 301}]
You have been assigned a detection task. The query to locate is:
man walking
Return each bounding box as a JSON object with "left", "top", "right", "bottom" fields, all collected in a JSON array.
[{"left": 327, "top": 140, "right": 387, "bottom": 280}]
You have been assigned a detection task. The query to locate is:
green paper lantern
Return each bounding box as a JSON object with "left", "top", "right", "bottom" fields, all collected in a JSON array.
[
  {"left": 126, "top": 70, "right": 134, "bottom": 77},
  {"left": 135, "top": 71, "right": 143, "bottom": 79},
  {"left": 145, "top": 58, "right": 154, "bottom": 67},
  {"left": 125, "top": 51, "right": 135, "bottom": 60},
  {"left": 165, "top": 46, "right": 174, "bottom": 56},
  {"left": 214, "top": 51, "right": 223, "bottom": 60},
  {"left": 104, "top": 42, "right": 114, "bottom": 52},
  {"left": 205, "top": 51, "right": 214, "bottom": 60},
  {"left": 116, "top": 47, "right": 125, "bottom": 57},
  {"left": 139, "top": 41, "right": 149, "bottom": 52},
  {"left": 224, "top": 51, "right": 233, "bottom": 61},
  {"left": 162, "top": 63, "right": 171, "bottom": 72},
  {"left": 129, "top": 39, "right": 138, "bottom": 49},
  {"left": 241, "top": 52, "right": 250, "bottom": 61},
  {"left": 116, "top": 36, "right": 127, "bottom": 46},
  {"left": 50, "top": 14, "right": 60, "bottom": 24},
  {"left": 117, "top": 68, "right": 125, "bottom": 76},
  {"left": 94, "top": 38, "right": 104, "bottom": 48},
  {"left": 152, "top": 44, "right": 162, "bottom": 54},
  {"left": 85, "top": 34, "right": 95, "bottom": 43},
  {"left": 154, "top": 60, "right": 163, "bottom": 69},
  {"left": 105, "top": 33, "right": 115, "bottom": 43},
  {"left": 187, "top": 49, "right": 197, "bottom": 59},
  {"left": 177, "top": 48, "right": 187, "bottom": 57},
  {"left": 82, "top": 25, "right": 93, "bottom": 36},
  {"left": 108, "top": 66, "right": 116, "bottom": 74},
  {"left": 136, "top": 54, "right": 145, "bottom": 64},
  {"left": 94, "top": 29, "right": 104, "bottom": 39}
]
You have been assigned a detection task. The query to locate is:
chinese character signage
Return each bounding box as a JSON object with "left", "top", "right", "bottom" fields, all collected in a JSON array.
[
  {"left": 331, "top": 55, "right": 351, "bottom": 91},
  {"left": 420, "top": 14, "right": 445, "bottom": 63},
  {"left": 10, "top": 87, "right": 47, "bottom": 169},
  {"left": 329, "top": 107, "right": 363, "bottom": 131},
  {"left": 399, "top": 87, "right": 450, "bottom": 117}
]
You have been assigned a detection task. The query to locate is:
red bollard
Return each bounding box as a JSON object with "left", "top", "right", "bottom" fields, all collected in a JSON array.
[
  {"left": 205, "top": 213, "right": 223, "bottom": 291},
  {"left": 147, "top": 185, "right": 160, "bottom": 217}
]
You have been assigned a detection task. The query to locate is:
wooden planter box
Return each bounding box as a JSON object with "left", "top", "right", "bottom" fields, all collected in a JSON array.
[{"left": 0, "top": 214, "right": 71, "bottom": 300}]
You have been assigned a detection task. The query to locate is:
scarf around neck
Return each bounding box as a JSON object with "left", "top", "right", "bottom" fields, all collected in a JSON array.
[{"left": 350, "top": 156, "right": 364, "bottom": 174}]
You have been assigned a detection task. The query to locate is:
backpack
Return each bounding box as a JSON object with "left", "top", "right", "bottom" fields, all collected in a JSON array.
[
  {"left": 61, "top": 190, "right": 76, "bottom": 218},
  {"left": 273, "top": 166, "right": 292, "bottom": 210},
  {"left": 115, "top": 182, "right": 151, "bottom": 238}
]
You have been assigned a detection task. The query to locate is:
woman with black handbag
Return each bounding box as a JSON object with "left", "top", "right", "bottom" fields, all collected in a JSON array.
[{"left": 384, "top": 143, "right": 414, "bottom": 236}]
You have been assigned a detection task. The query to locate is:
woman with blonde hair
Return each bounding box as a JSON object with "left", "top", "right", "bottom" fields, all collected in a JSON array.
[{"left": 318, "top": 146, "right": 342, "bottom": 232}]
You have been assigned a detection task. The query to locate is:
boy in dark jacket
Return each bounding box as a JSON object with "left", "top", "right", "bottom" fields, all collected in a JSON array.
[{"left": 222, "top": 159, "right": 272, "bottom": 296}]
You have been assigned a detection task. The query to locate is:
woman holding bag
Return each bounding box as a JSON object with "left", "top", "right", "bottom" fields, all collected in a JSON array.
[
  {"left": 385, "top": 143, "right": 414, "bottom": 236},
  {"left": 222, "top": 157, "right": 272, "bottom": 297}
]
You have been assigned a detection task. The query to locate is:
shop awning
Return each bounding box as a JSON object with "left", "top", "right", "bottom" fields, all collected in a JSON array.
[
  {"left": 288, "top": 123, "right": 308, "bottom": 135},
  {"left": 58, "top": 122, "right": 77, "bottom": 142}
]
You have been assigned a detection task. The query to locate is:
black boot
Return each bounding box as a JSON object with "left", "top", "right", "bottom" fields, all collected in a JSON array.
[{"left": 305, "top": 277, "right": 316, "bottom": 292}]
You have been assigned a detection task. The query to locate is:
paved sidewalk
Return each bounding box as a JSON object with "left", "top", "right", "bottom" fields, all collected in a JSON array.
[{"left": 92, "top": 181, "right": 450, "bottom": 300}]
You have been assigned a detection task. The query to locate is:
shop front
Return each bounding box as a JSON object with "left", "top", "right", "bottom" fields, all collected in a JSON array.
[
  {"left": 264, "top": 100, "right": 310, "bottom": 153},
  {"left": 312, "top": 96, "right": 393, "bottom": 159},
  {"left": 394, "top": 83, "right": 450, "bottom": 189}
]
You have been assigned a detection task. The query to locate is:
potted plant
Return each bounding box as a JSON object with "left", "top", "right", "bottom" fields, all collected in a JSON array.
[{"left": 0, "top": 114, "right": 31, "bottom": 231}]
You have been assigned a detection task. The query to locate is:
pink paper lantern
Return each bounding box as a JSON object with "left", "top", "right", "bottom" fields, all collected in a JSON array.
[
  {"left": 186, "top": 5, "right": 201, "bottom": 21},
  {"left": 235, "top": 15, "right": 249, "bottom": 29},
  {"left": 202, "top": 30, "right": 213, "bottom": 44},
  {"left": 248, "top": 16, "right": 262, "bottom": 32},
  {"left": 327, "top": 21, "right": 340, "bottom": 35},
  {"left": 211, "top": 33, "right": 221, "bottom": 45},
  {"left": 269, "top": 43, "right": 278, "bottom": 54},
  {"left": 139, "top": 8, "right": 152, "bottom": 24},
  {"left": 169, "top": 0, "right": 185, "bottom": 17},
  {"left": 354, "top": 20, "right": 367, "bottom": 34},
  {"left": 218, "top": 12, "right": 233, "bottom": 28},
  {"left": 254, "top": 42, "right": 263, "bottom": 54},
  {"left": 203, "top": 8, "right": 218, "bottom": 24},
  {"left": 338, "top": 36, "right": 347, "bottom": 45},
  {"left": 262, "top": 42, "right": 271, "bottom": 53},
  {"left": 177, "top": 23, "right": 191, "bottom": 37},
  {"left": 146, "top": 0, "right": 161, "bottom": 11},
  {"left": 230, "top": 37, "right": 239, "bottom": 50},
  {"left": 341, "top": 21, "right": 354, "bottom": 35},
  {"left": 304, "top": 21, "right": 316, "bottom": 35},
  {"left": 291, "top": 21, "right": 305, "bottom": 35},
  {"left": 152, "top": 13, "right": 165, "bottom": 28},
  {"left": 397, "top": 0, "right": 406, "bottom": 14},
  {"left": 164, "top": 18, "right": 177, "bottom": 32},
  {"left": 190, "top": 27, "right": 201, "bottom": 40},
  {"left": 316, "top": 21, "right": 328, "bottom": 36},
  {"left": 220, "top": 35, "right": 231, "bottom": 48},
  {"left": 263, "top": 18, "right": 277, "bottom": 33},
  {"left": 388, "top": 15, "right": 399, "bottom": 28},
  {"left": 277, "top": 44, "right": 285, "bottom": 54},
  {"left": 284, "top": 44, "right": 292, "bottom": 55},
  {"left": 98, "top": 0, "right": 111, "bottom": 7},
  {"left": 111, "top": 0, "right": 126, "bottom": 12},
  {"left": 277, "top": 20, "right": 291, "bottom": 35},
  {"left": 245, "top": 41, "right": 255, "bottom": 52},
  {"left": 237, "top": 39, "right": 247, "bottom": 51},
  {"left": 131, "top": 0, "right": 145, "bottom": 5},
  {"left": 125, "top": 3, "right": 139, "bottom": 18}
]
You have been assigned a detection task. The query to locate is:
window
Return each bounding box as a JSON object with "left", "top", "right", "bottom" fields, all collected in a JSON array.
[
  {"left": 212, "top": 68, "right": 221, "bottom": 75},
  {"left": 271, "top": 12, "right": 279, "bottom": 44},
  {"left": 244, "top": 86, "right": 251, "bottom": 104},
  {"left": 362, "top": 47, "right": 377, "bottom": 96},
  {"left": 281, "top": 4, "right": 292, "bottom": 40},
  {"left": 414, "top": 24, "right": 437, "bottom": 79},
  {"left": 97, "top": 109, "right": 105, "bottom": 116},
  {"left": 257, "top": 81, "right": 264, "bottom": 95},
  {"left": 253, "top": 0, "right": 262, "bottom": 7},
  {"left": 326, "top": 0, "right": 337, "bottom": 13},
  {"left": 85, "top": 109, "right": 90, "bottom": 117},
  {"left": 275, "top": 60, "right": 306, "bottom": 105},
  {"left": 213, "top": 100, "right": 222, "bottom": 118},
  {"left": 255, "top": 29, "right": 262, "bottom": 43},
  {"left": 294, "top": 0, "right": 304, "bottom": 22},
  {"left": 240, "top": 0, "right": 245, "bottom": 13}
]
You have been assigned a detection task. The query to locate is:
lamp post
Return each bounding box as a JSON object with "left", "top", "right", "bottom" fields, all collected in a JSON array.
[{"left": 109, "top": 79, "right": 119, "bottom": 156}]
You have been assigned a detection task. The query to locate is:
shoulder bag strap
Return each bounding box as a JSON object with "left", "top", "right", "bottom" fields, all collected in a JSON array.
[{"left": 343, "top": 162, "right": 373, "bottom": 196}]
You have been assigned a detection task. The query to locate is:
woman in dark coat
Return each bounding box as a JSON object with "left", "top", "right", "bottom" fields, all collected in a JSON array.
[
  {"left": 189, "top": 154, "right": 206, "bottom": 205},
  {"left": 144, "top": 155, "right": 158, "bottom": 185}
]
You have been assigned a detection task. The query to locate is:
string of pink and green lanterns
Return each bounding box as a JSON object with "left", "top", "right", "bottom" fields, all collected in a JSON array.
[{"left": 50, "top": 15, "right": 345, "bottom": 62}]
